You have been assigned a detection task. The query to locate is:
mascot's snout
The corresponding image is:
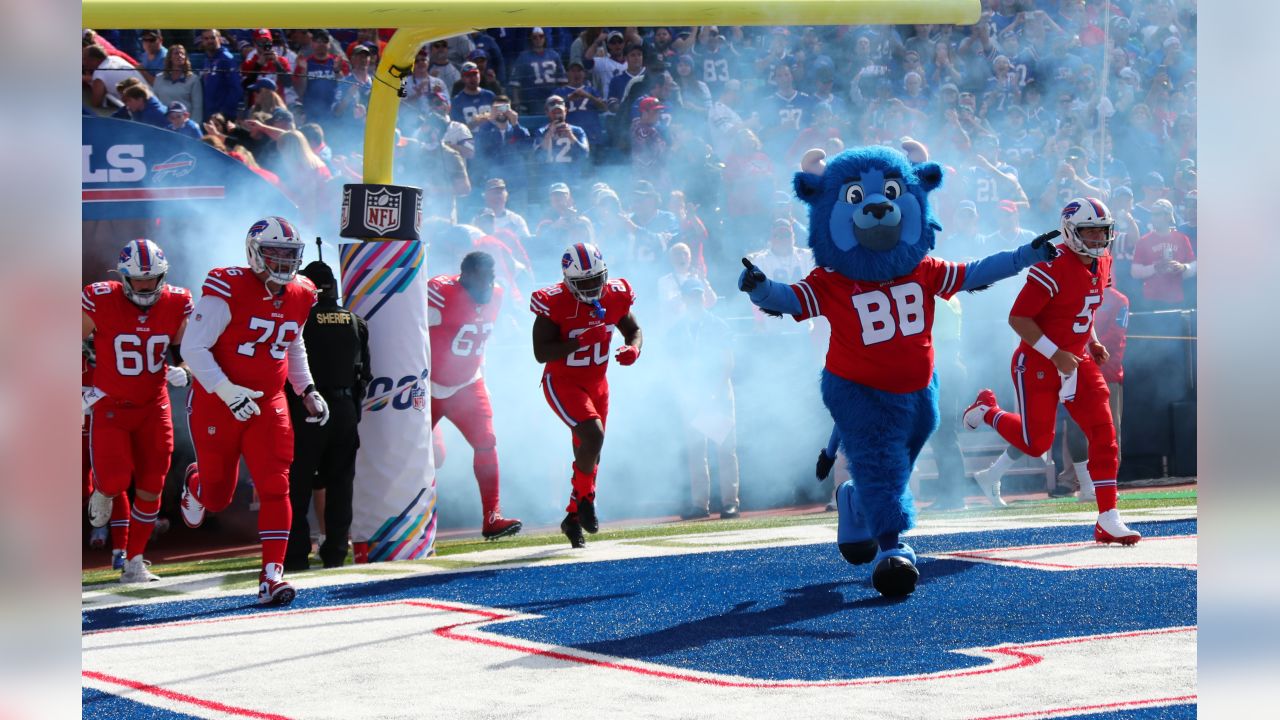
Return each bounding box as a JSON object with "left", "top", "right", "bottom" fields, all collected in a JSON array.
[{"left": 852, "top": 198, "right": 903, "bottom": 251}]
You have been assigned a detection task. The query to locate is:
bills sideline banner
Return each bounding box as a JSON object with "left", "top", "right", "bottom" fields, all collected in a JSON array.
[{"left": 339, "top": 184, "right": 437, "bottom": 562}]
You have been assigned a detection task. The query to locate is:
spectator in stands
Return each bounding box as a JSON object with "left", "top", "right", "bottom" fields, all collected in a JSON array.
[
  {"left": 136, "top": 30, "right": 167, "bottom": 84},
  {"left": 669, "top": 190, "right": 709, "bottom": 278},
  {"left": 83, "top": 44, "right": 145, "bottom": 108},
  {"left": 553, "top": 60, "right": 607, "bottom": 147},
  {"left": 474, "top": 95, "right": 531, "bottom": 193},
  {"left": 1041, "top": 145, "right": 1110, "bottom": 212},
  {"left": 473, "top": 178, "right": 532, "bottom": 244},
  {"left": 947, "top": 200, "right": 984, "bottom": 258},
  {"left": 273, "top": 130, "right": 332, "bottom": 225},
  {"left": 403, "top": 46, "right": 448, "bottom": 128},
  {"left": 164, "top": 102, "right": 202, "bottom": 140},
  {"left": 607, "top": 43, "right": 647, "bottom": 114},
  {"left": 295, "top": 29, "right": 349, "bottom": 128},
  {"left": 589, "top": 30, "right": 629, "bottom": 96},
  {"left": 534, "top": 183, "right": 594, "bottom": 262},
  {"left": 243, "top": 79, "right": 286, "bottom": 121},
  {"left": 656, "top": 243, "right": 715, "bottom": 327},
  {"left": 404, "top": 130, "right": 471, "bottom": 223},
  {"left": 1177, "top": 190, "right": 1197, "bottom": 251},
  {"left": 451, "top": 62, "right": 496, "bottom": 129},
  {"left": 150, "top": 44, "right": 204, "bottom": 123},
  {"left": 120, "top": 84, "right": 168, "bottom": 128},
  {"left": 1131, "top": 199, "right": 1196, "bottom": 310},
  {"left": 424, "top": 92, "right": 476, "bottom": 160},
  {"left": 671, "top": 54, "right": 711, "bottom": 116},
  {"left": 425, "top": 39, "right": 461, "bottom": 92},
  {"left": 759, "top": 63, "right": 815, "bottom": 158},
  {"left": 746, "top": 218, "right": 814, "bottom": 286},
  {"left": 196, "top": 29, "right": 243, "bottom": 122},
  {"left": 1132, "top": 171, "right": 1167, "bottom": 234},
  {"left": 981, "top": 200, "right": 1036, "bottom": 251},
  {"left": 533, "top": 95, "right": 590, "bottom": 192},
  {"left": 624, "top": 180, "right": 678, "bottom": 280},
  {"left": 721, "top": 128, "right": 774, "bottom": 244},
  {"left": 332, "top": 43, "right": 374, "bottom": 146},
  {"left": 630, "top": 96, "right": 671, "bottom": 188},
  {"left": 1108, "top": 186, "right": 1141, "bottom": 262},
  {"left": 462, "top": 47, "right": 504, "bottom": 95},
  {"left": 241, "top": 29, "right": 293, "bottom": 96},
  {"left": 510, "top": 28, "right": 566, "bottom": 114},
  {"left": 298, "top": 123, "right": 334, "bottom": 166},
  {"left": 587, "top": 186, "right": 632, "bottom": 258}
]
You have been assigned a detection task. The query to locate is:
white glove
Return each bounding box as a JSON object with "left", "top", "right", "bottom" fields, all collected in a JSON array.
[
  {"left": 213, "top": 381, "right": 264, "bottom": 422},
  {"left": 165, "top": 365, "right": 191, "bottom": 387},
  {"left": 303, "top": 389, "right": 330, "bottom": 425},
  {"left": 82, "top": 386, "right": 106, "bottom": 415}
]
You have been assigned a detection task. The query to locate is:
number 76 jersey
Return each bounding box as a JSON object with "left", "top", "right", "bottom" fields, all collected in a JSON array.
[
  {"left": 198, "top": 266, "right": 317, "bottom": 395},
  {"left": 790, "top": 257, "right": 966, "bottom": 394}
]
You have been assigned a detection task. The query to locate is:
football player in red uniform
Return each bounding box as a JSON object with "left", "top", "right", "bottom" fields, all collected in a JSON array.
[
  {"left": 82, "top": 239, "right": 194, "bottom": 582},
  {"left": 530, "top": 243, "right": 642, "bottom": 548},
  {"left": 428, "top": 251, "right": 523, "bottom": 540},
  {"left": 964, "top": 198, "right": 1141, "bottom": 544},
  {"left": 179, "top": 217, "right": 331, "bottom": 605}
]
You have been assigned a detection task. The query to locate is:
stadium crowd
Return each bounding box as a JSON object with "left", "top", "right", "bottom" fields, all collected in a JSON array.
[{"left": 81, "top": 0, "right": 1198, "bottom": 566}]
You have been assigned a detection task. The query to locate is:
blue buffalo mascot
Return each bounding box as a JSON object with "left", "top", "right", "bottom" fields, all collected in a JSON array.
[{"left": 739, "top": 146, "right": 1057, "bottom": 597}]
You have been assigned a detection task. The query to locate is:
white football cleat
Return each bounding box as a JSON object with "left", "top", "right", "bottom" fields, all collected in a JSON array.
[
  {"left": 963, "top": 389, "right": 998, "bottom": 431},
  {"left": 180, "top": 463, "right": 205, "bottom": 528},
  {"left": 258, "top": 563, "right": 297, "bottom": 606},
  {"left": 87, "top": 491, "right": 113, "bottom": 528},
  {"left": 1095, "top": 509, "right": 1141, "bottom": 545},
  {"left": 973, "top": 468, "right": 1007, "bottom": 507},
  {"left": 119, "top": 555, "right": 160, "bottom": 583}
]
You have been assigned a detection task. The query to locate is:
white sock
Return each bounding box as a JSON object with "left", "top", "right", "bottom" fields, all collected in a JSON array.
[
  {"left": 1075, "top": 462, "right": 1094, "bottom": 495},
  {"left": 986, "top": 450, "right": 1017, "bottom": 481}
]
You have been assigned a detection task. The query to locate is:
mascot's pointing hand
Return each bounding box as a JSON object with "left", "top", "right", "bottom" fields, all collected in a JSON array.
[
  {"left": 739, "top": 258, "right": 783, "bottom": 317},
  {"left": 1031, "top": 229, "right": 1062, "bottom": 261}
]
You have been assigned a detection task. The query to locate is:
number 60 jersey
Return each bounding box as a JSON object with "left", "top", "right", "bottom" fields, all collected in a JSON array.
[
  {"left": 195, "top": 267, "right": 317, "bottom": 394},
  {"left": 81, "top": 281, "right": 193, "bottom": 403}
]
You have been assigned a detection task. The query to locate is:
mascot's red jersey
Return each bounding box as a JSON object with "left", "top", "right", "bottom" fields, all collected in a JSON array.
[{"left": 790, "top": 256, "right": 966, "bottom": 393}]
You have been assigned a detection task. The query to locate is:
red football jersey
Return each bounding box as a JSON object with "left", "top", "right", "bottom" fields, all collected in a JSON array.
[
  {"left": 81, "top": 281, "right": 193, "bottom": 403},
  {"left": 790, "top": 256, "right": 967, "bottom": 393},
  {"left": 428, "top": 274, "right": 504, "bottom": 387},
  {"left": 1010, "top": 244, "right": 1113, "bottom": 357},
  {"left": 196, "top": 267, "right": 317, "bottom": 395},
  {"left": 1094, "top": 286, "right": 1129, "bottom": 384},
  {"left": 530, "top": 278, "right": 635, "bottom": 381}
]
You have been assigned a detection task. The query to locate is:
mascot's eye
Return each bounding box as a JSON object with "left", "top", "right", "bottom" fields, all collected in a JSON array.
[
  {"left": 883, "top": 180, "right": 903, "bottom": 200},
  {"left": 844, "top": 185, "right": 864, "bottom": 204}
]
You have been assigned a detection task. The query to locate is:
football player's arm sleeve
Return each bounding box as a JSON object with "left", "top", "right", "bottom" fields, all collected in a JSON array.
[
  {"left": 286, "top": 331, "right": 316, "bottom": 396},
  {"left": 81, "top": 310, "right": 95, "bottom": 340},
  {"left": 182, "top": 295, "right": 233, "bottom": 391},
  {"left": 427, "top": 280, "right": 445, "bottom": 327}
]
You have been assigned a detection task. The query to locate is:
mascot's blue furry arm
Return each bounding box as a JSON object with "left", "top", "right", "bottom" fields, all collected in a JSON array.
[{"left": 737, "top": 146, "right": 1057, "bottom": 598}]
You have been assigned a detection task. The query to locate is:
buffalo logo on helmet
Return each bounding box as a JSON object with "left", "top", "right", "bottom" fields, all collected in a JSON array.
[
  {"left": 1061, "top": 201, "right": 1081, "bottom": 219},
  {"left": 561, "top": 252, "right": 574, "bottom": 270},
  {"left": 248, "top": 219, "right": 271, "bottom": 237}
]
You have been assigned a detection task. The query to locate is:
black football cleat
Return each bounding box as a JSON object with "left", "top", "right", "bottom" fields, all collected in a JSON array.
[
  {"left": 577, "top": 496, "right": 599, "bottom": 534},
  {"left": 561, "top": 514, "right": 586, "bottom": 549}
]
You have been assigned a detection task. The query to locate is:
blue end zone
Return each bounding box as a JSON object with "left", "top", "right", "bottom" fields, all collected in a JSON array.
[
  {"left": 84, "top": 519, "right": 1195, "bottom": 683},
  {"left": 1057, "top": 705, "right": 1197, "bottom": 719},
  {"left": 82, "top": 688, "right": 203, "bottom": 719}
]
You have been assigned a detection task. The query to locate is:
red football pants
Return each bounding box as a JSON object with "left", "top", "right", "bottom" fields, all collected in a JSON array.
[
  {"left": 188, "top": 389, "right": 294, "bottom": 512},
  {"left": 542, "top": 373, "right": 609, "bottom": 513},
  {"left": 431, "top": 379, "right": 502, "bottom": 518},
  {"left": 88, "top": 397, "right": 174, "bottom": 498},
  {"left": 993, "top": 349, "right": 1119, "bottom": 482}
]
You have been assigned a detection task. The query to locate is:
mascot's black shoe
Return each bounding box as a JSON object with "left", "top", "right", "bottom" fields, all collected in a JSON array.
[
  {"left": 871, "top": 543, "right": 920, "bottom": 597},
  {"left": 561, "top": 514, "right": 586, "bottom": 549},
  {"left": 577, "top": 496, "right": 599, "bottom": 534},
  {"left": 839, "top": 540, "right": 879, "bottom": 565}
]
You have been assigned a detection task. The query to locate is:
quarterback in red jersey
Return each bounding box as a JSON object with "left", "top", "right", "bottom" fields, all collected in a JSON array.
[
  {"left": 530, "top": 242, "right": 643, "bottom": 548},
  {"left": 180, "top": 216, "right": 331, "bottom": 605},
  {"left": 82, "top": 239, "right": 194, "bottom": 582},
  {"left": 428, "top": 251, "right": 522, "bottom": 540},
  {"left": 964, "top": 198, "right": 1140, "bottom": 544}
]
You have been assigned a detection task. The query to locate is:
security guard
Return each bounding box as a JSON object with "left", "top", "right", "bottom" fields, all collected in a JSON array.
[{"left": 285, "top": 261, "right": 371, "bottom": 570}]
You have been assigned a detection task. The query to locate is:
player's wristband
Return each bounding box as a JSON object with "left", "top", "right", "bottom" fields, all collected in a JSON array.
[{"left": 1033, "top": 335, "right": 1059, "bottom": 359}]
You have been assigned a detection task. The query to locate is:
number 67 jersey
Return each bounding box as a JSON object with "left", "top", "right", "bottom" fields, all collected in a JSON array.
[
  {"left": 427, "top": 274, "right": 502, "bottom": 390},
  {"left": 196, "top": 267, "right": 317, "bottom": 395}
]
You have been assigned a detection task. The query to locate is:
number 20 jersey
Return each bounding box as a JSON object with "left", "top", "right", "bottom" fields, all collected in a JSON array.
[
  {"left": 790, "top": 256, "right": 967, "bottom": 394},
  {"left": 529, "top": 278, "right": 635, "bottom": 383},
  {"left": 427, "top": 274, "right": 503, "bottom": 388},
  {"left": 196, "top": 267, "right": 317, "bottom": 396},
  {"left": 82, "top": 281, "right": 193, "bottom": 404}
]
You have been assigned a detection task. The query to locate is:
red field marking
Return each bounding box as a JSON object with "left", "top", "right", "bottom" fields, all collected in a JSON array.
[{"left": 83, "top": 670, "right": 294, "bottom": 720}]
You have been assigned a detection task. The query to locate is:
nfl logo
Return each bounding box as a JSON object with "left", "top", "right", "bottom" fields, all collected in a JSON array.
[
  {"left": 365, "top": 188, "right": 402, "bottom": 235},
  {"left": 411, "top": 384, "right": 427, "bottom": 411},
  {"left": 340, "top": 187, "right": 351, "bottom": 229}
]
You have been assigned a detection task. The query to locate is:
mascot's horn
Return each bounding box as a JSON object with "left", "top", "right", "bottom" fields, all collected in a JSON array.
[{"left": 801, "top": 148, "right": 827, "bottom": 175}]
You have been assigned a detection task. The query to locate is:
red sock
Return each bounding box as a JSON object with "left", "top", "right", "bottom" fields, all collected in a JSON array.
[
  {"left": 109, "top": 493, "right": 131, "bottom": 553},
  {"left": 126, "top": 496, "right": 160, "bottom": 560},
  {"left": 257, "top": 493, "right": 292, "bottom": 570},
  {"left": 1093, "top": 479, "right": 1118, "bottom": 513},
  {"left": 474, "top": 447, "right": 500, "bottom": 518},
  {"left": 571, "top": 464, "right": 594, "bottom": 503}
]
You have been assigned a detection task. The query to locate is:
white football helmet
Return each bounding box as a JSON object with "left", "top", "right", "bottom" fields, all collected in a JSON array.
[
  {"left": 245, "top": 216, "right": 305, "bottom": 284},
  {"left": 116, "top": 239, "right": 169, "bottom": 307},
  {"left": 561, "top": 242, "right": 608, "bottom": 303},
  {"left": 1060, "top": 197, "right": 1115, "bottom": 258}
]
